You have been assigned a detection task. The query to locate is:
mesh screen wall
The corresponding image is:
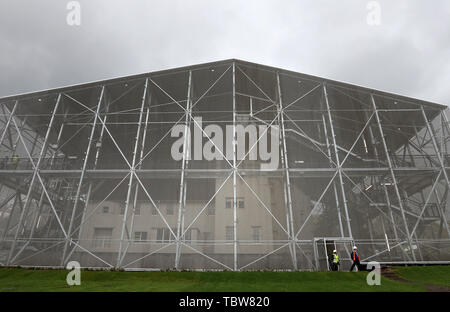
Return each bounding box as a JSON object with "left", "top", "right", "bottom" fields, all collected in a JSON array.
[{"left": 0, "top": 59, "right": 449, "bottom": 271}]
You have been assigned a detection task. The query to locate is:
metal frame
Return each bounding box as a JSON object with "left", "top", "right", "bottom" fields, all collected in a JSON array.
[{"left": 0, "top": 59, "right": 449, "bottom": 271}]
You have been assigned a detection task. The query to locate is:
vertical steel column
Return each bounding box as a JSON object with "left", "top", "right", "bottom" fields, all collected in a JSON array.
[
  {"left": 313, "top": 240, "right": 319, "bottom": 270},
  {"left": 322, "top": 114, "right": 345, "bottom": 237},
  {"left": 440, "top": 113, "right": 445, "bottom": 156},
  {"left": 421, "top": 107, "right": 450, "bottom": 237},
  {"left": 61, "top": 87, "right": 105, "bottom": 265},
  {"left": 323, "top": 84, "right": 353, "bottom": 239},
  {"left": 364, "top": 109, "right": 401, "bottom": 244},
  {"left": 413, "top": 231, "right": 424, "bottom": 261},
  {"left": 403, "top": 187, "right": 423, "bottom": 260},
  {"left": 405, "top": 142, "right": 424, "bottom": 260},
  {"left": 276, "top": 72, "right": 297, "bottom": 270},
  {"left": 371, "top": 94, "right": 416, "bottom": 261},
  {"left": 0, "top": 102, "right": 22, "bottom": 203},
  {"left": 367, "top": 122, "right": 392, "bottom": 253},
  {"left": 180, "top": 171, "right": 188, "bottom": 248},
  {"left": 175, "top": 71, "right": 193, "bottom": 269},
  {"left": 232, "top": 62, "right": 238, "bottom": 271},
  {"left": 20, "top": 109, "right": 69, "bottom": 257},
  {"left": 275, "top": 96, "right": 291, "bottom": 265},
  {"left": 117, "top": 79, "right": 148, "bottom": 267},
  {"left": 0, "top": 113, "right": 28, "bottom": 207},
  {"left": 8, "top": 122, "right": 49, "bottom": 247},
  {"left": 42, "top": 109, "right": 68, "bottom": 237},
  {"left": 7, "top": 94, "right": 62, "bottom": 265},
  {"left": 122, "top": 105, "right": 150, "bottom": 262},
  {"left": 442, "top": 110, "right": 449, "bottom": 156},
  {"left": 118, "top": 85, "right": 149, "bottom": 267},
  {"left": 433, "top": 187, "right": 450, "bottom": 239},
  {"left": 66, "top": 92, "right": 112, "bottom": 263},
  {"left": 180, "top": 98, "right": 193, "bottom": 258},
  {"left": 12, "top": 192, "right": 46, "bottom": 262},
  {"left": 323, "top": 239, "right": 330, "bottom": 271},
  {"left": 380, "top": 215, "right": 388, "bottom": 245},
  {"left": 381, "top": 185, "right": 400, "bottom": 242},
  {"left": 50, "top": 108, "right": 69, "bottom": 166}
]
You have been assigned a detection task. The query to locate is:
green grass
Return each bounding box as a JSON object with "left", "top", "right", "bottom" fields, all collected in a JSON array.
[
  {"left": 0, "top": 266, "right": 448, "bottom": 292},
  {"left": 393, "top": 266, "right": 450, "bottom": 287}
]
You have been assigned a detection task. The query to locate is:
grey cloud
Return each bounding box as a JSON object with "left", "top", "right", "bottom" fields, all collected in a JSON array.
[{"left": 0, "top": 0, "right": 449, "bottom": 105}]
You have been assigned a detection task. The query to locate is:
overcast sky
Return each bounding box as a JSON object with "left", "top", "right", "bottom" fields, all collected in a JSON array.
[{"left": 0, "top": 0, "right": 449, "bottom": 105}]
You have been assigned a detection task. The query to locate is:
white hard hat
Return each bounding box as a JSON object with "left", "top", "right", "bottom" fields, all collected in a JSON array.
[
  {"left": 353, "top": 246, "right": 357, "bottom": 249},
  {"left": 333, "top": 249, "right": 337, "bottom": 253}
]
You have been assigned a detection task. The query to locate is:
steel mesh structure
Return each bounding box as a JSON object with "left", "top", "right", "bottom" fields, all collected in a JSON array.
[{"left": 0, "top": 59, "right": 449, "bottom": 271}]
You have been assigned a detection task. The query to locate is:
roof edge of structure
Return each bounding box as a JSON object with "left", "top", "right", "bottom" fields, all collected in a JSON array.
[{"left": 0, "top": 58, "right": 447, "bottom": 110}]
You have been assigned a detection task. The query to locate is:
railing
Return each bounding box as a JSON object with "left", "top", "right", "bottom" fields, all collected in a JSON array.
[
  {"left": 390, "top": 154, "right": 441, "bottom": 168},
  {"left": 0, "top": 157, "right": 83, "bottom": 170},
  {"left": 1, "top": 154, "right": 449, "bottom": 171}
]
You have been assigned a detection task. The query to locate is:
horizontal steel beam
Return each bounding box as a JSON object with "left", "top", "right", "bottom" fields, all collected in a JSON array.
[{"left": 0, "top": 167, "right": 446, "bottom": 179}]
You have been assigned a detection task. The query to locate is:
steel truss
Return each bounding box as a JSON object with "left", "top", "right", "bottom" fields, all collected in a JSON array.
[{"left": 0, "top": 59, "right": 449, "bottom": 270}]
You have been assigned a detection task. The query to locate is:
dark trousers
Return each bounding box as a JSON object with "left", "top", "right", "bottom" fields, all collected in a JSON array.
[
  {"left": 331, "top": 263, "right": 339, "bottom": 271},
  {"left": 350, "top": 261, "right": 360, "bottom": 272}
]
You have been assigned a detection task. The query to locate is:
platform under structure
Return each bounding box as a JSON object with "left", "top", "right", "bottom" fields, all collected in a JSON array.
[{"left": 0, "top": 59, "right": 449, "bottom": 271}]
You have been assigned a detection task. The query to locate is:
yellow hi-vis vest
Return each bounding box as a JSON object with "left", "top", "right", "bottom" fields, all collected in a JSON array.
[{"left": 333, "top": 253, "right": 339, "bottom": 263}]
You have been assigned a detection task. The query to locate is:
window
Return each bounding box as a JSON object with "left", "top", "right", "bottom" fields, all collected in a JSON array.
[
  {"left": 166, "top": 203, "right": 174, "bottom": 215},
  {"left": 134, "top": 204, "right": 141, "bottom": 215},
  {"left": 156, "top": 228, "right": 175, "bottom": 243},
  {"left": 102, "top": 206, "right": 109, "bottom": 214},
  {"left": 151, "top": 205, "right": 157, "bottom": 215},
  {"left": 225, "top": 198, "right": 244, "bottom": 209},
  {"left": 184, "top": 228, "right": 198, "bottom": 242},
  {"left": 185, "top": 229, "right": 192, "bottom": 242},
  {"left": 156, "top": 228, "right": 164, "bottom": 241},
  {"left": 121, "top": 204, "right": 140, "bottom": 215},
  {"left": 252, "top": 226, "right": 261, "bottom": 241},
  {"left": 134, "top": 231, "right": 147, "bottom": 243},
  {"left": 226, "top": 226, "right": 234, "bottom": 241},
  {"left": 207, "top": 204, "right": 215, "bottom": 215},
  {"left": 93, "top": 228, "right": 113, "bottom": 248}
]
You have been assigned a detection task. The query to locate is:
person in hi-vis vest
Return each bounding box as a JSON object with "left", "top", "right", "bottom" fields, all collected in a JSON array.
[
  {"left": 330, "top": 249, "right": 340, "bottom": 271},
  {"left": 349, "top": 246, "right": 361, "bottom": 272}
]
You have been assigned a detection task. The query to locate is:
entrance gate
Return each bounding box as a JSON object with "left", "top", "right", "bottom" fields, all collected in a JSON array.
[{"left": 313, "top": 237, "right": 354, "bottom": 271}]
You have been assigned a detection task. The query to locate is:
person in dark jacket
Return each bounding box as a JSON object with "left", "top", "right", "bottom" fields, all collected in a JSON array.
[{"left": 349, "top": 246, "right": 360, "bottom": 272}]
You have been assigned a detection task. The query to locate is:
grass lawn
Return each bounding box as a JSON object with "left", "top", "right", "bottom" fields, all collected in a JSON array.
[
  {"left": 0, "top": 266, "right": 448, "bottom": 292},
  {"left": 393, "top": 266, "right": 450, "bottom": 287}
]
